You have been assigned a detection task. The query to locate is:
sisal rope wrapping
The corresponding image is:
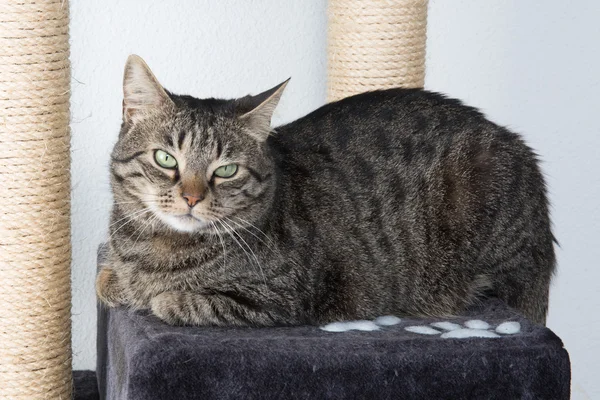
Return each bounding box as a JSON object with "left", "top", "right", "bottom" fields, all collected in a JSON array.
[
  {"left": 0, "top": 1, "right": 72, "bottom": 398},
  {"left": 327, "top": 0, "right": 429, "bottom": 102}
]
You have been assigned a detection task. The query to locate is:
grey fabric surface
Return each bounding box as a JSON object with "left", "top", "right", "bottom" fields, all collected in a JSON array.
[{"left": 73, "top": 370, "right": 99, "bottom": 400}]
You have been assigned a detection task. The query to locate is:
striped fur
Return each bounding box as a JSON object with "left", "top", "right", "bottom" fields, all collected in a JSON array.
[{"left": 97, "top": 58, "right": 555, "bottom": 326}]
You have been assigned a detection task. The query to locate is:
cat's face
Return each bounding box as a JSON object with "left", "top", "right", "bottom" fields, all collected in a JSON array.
[{"left": 110, "top": 55, "right": 287, "bottom": 234}]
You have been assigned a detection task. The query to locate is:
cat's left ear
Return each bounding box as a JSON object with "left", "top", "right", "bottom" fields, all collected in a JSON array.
[{"left": 237, "top": 79, "right": 290, "bottom": 141}]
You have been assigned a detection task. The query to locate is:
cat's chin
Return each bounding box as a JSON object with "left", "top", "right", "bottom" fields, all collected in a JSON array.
[{"left": 159, "top": 213, "right": 210, "bottom": 233}]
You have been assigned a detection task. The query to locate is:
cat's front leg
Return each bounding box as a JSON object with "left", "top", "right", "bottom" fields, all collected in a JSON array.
[
  {"left": 96, "top": 267, "right": 126, "bottom": 307},
  {"left": 150, "top": 291, "right": 279, "bottom": 326}
]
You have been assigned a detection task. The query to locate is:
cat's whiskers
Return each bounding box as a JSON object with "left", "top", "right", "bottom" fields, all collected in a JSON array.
[
  {"left": 209, "top": 205, "right": 244, "bottom": 215},
  {"left": 224, "top": 217, "right": 274, "bottom": 251},
  {"left": 107, "top": 208, "right": 154, "bottom": 242},
  {"left": 126, "top": 213, "right": 159, "bottom": 255},
  {"left": 231, "top": 216, "right": 276, "bottom": 248},
  {"left": 217, "top": 219, "right": 251, "bottom": 265},
  {"left": 210, "top": 221, "right": 228, "bottom": 268},
  {"left": 205, "top": 207, "right": 275, "bottom": 248},
  {"left": 217, "top": 219, "right": 268, "bottom": 289},
  {"left": 221, "top": 219, "right": 268, "bottom": 289},
  {"left": 108, "top": 207, "right": 151, "bottom": 228}
]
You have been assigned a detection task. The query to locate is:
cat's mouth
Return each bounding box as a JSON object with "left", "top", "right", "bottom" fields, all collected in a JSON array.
[
  {"left": 174, "top": 213, "right": 207, "bottom": 225},
  {"left": 156, "top": 211, "right": 210, "bottom": 233},
  {"left": 178, "top": 213, "right": 199, "bottom": 220},
  {"left": 177, "top": 214, "right": 198, "bottom": 221}
]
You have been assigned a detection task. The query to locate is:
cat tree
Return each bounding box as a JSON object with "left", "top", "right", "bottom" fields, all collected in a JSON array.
[
  {"left": 0, "top": 1, "right": 72, "bottom": 398},
  {"left": 0, "top": 1, "right": 570, "bottom": 399},
  {"left": 328, "top": 0, "right": 428, "bottom": 101},
  {"left": 96, "top": 0, "right": 569, "bottom": 398}
]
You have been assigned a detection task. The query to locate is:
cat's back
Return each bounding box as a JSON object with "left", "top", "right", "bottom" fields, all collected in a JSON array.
[
  {"left": 268, "top": 88, "right": 526, "bottom": 186},
  {"left": 267, "top": 87, "right": 540, "bottom": 251},
  {"left": 268, "top": 89, "right": 528, "bottom": 178},
  {"left": 270, "top": 88, "right": 496, "bottom": 153}
]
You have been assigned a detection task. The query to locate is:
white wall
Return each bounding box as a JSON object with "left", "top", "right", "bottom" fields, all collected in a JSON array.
[{"left": 70, "top": 1, "right": 599, "bottom": 397}]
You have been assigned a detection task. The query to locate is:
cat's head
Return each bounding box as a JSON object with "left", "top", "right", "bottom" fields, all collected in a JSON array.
[{"left": 110, "top": 55, "right": 288, "bottom": 233}]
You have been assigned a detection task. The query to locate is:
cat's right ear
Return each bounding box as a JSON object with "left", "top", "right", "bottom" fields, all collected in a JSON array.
[
  {"left": 237, "top": 79, "right": 289, "bottom": 141},
  {"left": 122, "top": 55, "right": 174, "bottom": 123}
]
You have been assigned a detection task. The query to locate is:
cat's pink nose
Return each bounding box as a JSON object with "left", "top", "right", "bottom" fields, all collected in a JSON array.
[{"left": 182, "top": 193, "right": 204, "bottom": 207}]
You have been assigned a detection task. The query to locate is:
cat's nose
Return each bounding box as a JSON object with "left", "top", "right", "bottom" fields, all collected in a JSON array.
[{"left": 182, "top": 193, "right": 204, "bottom": 208}]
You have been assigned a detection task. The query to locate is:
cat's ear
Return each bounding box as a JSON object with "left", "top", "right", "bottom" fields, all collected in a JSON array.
[
  {"left": 238, "top": 79, "right": 290, "bottom": 141},
  {"left": 122, "top": 54, "right": 174, "bottom": 123}
]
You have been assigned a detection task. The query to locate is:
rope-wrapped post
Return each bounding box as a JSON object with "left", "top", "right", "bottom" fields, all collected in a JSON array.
[
  {"left": 0, "top": 1, "right": 72, "bottom": 398},
  {"left": 327, "top": 0, "right": 429, "bottom": 102}
]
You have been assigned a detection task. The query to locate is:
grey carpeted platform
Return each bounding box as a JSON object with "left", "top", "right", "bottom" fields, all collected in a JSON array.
[
  {"left": 95, "top": 247, "right": 570, "bottom": 400},
  {"left": 74, "top": 370, "right": 99, "bottom": 400}
]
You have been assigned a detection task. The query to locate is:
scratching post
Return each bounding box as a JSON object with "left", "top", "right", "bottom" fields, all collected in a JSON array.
[
  {"left": 327, "top": 0, "right": 429, "bottom": 102},
  {"left": 0, "top": 1, "right": 72, "bottom": 398}
]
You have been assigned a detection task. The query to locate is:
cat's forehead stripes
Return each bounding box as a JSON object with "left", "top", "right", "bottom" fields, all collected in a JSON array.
[
  {"left": 177, "top": 129, "right": 186, "bottom": 149},
  {"left": 165, "top": 134, "right": 174, "bottom": 148},
  {"left": 216, "top": 139, "right": 222, "bottom": 159},
  {"left": 177, "top": 122, "right": 224, "bottom": 157}
]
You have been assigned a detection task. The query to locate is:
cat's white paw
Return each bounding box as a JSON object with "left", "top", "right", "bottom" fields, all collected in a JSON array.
[
  {"left": 321, "top": 320, "right": 380, "bottom": 332},
  {"left": 440, "top": 328, "right": 499, "bottom": 338},
  {"left": 430, "top": 321, "right": 461, "bottom": 331},
  {"left": 495, "top": 321, "right": 521, "bottom": 334},
  {"left": 321, "top": 316, "right": 522, "bottom": 338},
  {"left": 464, "top": 319, "right": 490, "bottom": 330},
  {"left": 374, "top": 316, "right": 402, "bottom": 326},
  {"left": 404, "top": 319, "right": 521, "bottom": 339},
  {"left": 321, "top": 315, "right": 401, "bottom": 332},
  {"left": 405, "top": 325, "right": 441, "bottom": 335}
]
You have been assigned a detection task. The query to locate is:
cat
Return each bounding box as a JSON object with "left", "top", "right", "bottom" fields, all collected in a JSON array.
[{"left": 96, "top": 55, "right": 556, "bottom": 326}]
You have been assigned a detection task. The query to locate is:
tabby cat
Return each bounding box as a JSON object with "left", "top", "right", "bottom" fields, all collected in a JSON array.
[{"left": 96, "top": 55, "right": 555, "bottom": 326}]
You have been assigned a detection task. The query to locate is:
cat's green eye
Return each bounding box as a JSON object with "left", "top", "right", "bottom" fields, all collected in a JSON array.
[
  {"left": 214, "top": 164, "right": 238, "bottom": 178},
  {"left": 154, "top": 150, "right": 177, "bottom": 169}
]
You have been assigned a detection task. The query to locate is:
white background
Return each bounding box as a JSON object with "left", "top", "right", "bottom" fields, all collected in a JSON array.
[{"left": 70, "top": 1, "right": 599, "bottom": 397}]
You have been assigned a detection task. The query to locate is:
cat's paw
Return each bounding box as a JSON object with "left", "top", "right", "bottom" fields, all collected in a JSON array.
[
  {"left": 150, "top": 291, "right": 187, "bottom": 325},
  {"left": 151, "top": 291, "right": 216, "bottom": 326},
  {"left": 404, "top": 319, "right": 521, "bottom": 338},
  {"left": 96, "top": 267, "right": 125, "bottom": 307}
]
